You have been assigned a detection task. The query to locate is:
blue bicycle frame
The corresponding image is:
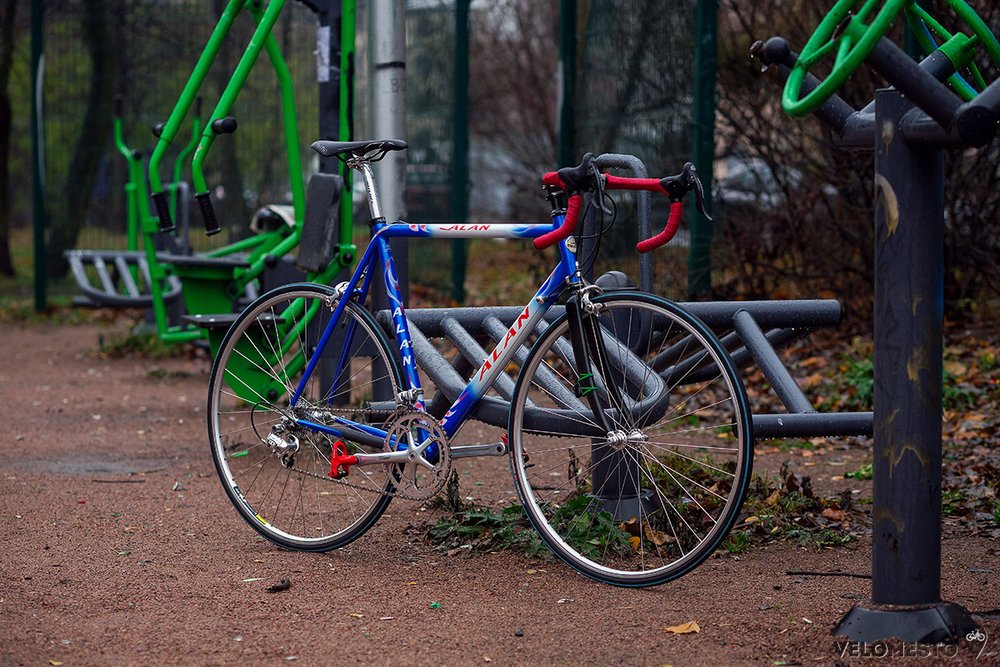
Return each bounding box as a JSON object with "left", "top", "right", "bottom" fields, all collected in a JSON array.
[{"left": 288, "top": 214, "right": 581, "bottom": 451}]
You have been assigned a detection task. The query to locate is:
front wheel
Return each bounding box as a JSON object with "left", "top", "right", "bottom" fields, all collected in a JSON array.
[
  {"left": 207, "top": 283, "right": 403, "bottom": 551},
  {"left": 508, "top": 292, "right": 753, "bottom": 587}
]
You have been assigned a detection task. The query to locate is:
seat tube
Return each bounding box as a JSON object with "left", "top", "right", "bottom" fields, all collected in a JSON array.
[{"left": 376, "top": 239, "right": 422, "bottom": 409}]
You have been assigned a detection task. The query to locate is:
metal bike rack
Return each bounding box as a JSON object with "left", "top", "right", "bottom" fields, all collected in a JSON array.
[
  {"left": 758, "top": 12, "right": 1000, "bottom": 640},
  {"left": 375, "top": 153, "right": 873, "bottom": 440}
]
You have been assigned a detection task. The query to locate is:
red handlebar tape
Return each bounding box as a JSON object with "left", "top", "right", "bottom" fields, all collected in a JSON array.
[
  {"left": 537, "top": 172, "right": 681, "bottom": 251},
  {"left": 603, "top": 174, "right": 666, "bottom": 193},
  {"left": 636, "top": 201, "right": 684, "bottom": 254},
  {"left": 541, "top": 171, "right": 563, "bottom": 187},
  {"left": 534, "top": 193, "right": 583, "bottom": 250}
]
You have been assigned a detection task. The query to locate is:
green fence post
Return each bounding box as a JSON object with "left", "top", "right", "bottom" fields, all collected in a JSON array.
[
  {"left": 450, "top": 0, "right": 470, "bottom": 304},
  {"left": 31, "top": 0, "right": 45, "bottom": 312},
  {"left": 558, "top": 0, "right": 577, "bottom": 168},
  {"left": 688, "top": 0, "right": 716, "bottom": 299},
  {"left": 339, "top": 0, "right": 356, "bottom": 254}
]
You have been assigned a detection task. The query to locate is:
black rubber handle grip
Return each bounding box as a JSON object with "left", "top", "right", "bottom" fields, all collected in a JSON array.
[
  {"left": 152, "top": 192, "right": 174, "bottom": 232},
  {"left": 759, "top": 37, "right": 855, "bottom": 135},
  {"left": 197, "top": 192, "right": 221, "bottom": 236},
  {"left": 114, "top": 95, "right": 124, "bottom": 120},
  {"left": 211, "top": 117, "right": 238, "bottom": 134}
]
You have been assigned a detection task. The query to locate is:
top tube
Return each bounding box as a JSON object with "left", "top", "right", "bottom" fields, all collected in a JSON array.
[{"left": 375, "top": 221, "right": 557, "bottom": 241}]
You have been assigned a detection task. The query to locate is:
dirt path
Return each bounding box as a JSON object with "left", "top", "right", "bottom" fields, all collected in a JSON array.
[{"left": 1, "top": 319, "right": 997, "bottom": 666}]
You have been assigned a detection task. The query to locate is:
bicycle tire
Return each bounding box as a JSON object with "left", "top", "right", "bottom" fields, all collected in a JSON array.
[
  {"left": 508, "top": 291, "right": 753, "bottom": 586},
  {"left": 208, "top": 283, "right": 402, "bottom": 551}
]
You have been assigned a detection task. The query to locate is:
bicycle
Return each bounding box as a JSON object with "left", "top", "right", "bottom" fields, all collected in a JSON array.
[{"left": 207, "top": 139, "right": 754, "bottom": 587}]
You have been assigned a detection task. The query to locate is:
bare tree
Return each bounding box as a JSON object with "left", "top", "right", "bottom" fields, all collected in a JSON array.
[
  {"left": 713, "top": 0, "right": 1000, "bottom": 315},
  {"left": 468, "top": 0, "right": 559, "bottom": 220},
  {"left": 45, "top": 0, "right": 116, "bottom": 278}
]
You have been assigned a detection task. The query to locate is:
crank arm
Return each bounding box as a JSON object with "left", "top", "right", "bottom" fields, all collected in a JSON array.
[{"left": 451, "top": 440, "right": 507, "bottom": 459}]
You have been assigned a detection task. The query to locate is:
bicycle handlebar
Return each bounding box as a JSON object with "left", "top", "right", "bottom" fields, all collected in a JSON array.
[{"left": 536, "top": 158, "right": 711, "bottom": 253}]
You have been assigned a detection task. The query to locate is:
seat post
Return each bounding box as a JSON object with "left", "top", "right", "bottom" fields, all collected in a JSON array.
[{"left": 354, "top": 161, "right": 384, "bottom": 222}]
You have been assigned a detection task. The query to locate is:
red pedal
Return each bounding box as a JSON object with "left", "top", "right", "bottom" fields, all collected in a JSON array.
[{"left": 328, "top": 440, "right": 359, "bottom": 479}]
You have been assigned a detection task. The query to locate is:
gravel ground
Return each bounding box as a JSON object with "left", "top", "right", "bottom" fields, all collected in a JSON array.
[{"left": 1, "top": 319, "right": 997, "bottom": 666}]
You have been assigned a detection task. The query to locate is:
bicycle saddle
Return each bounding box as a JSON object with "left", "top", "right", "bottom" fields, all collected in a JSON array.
[{"left": 311, "top": 139, "right": 407, "bottom": 160}]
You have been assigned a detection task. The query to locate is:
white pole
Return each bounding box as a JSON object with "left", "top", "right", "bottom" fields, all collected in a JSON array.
[{"left": 369, "top": 0, "right": 407, "bottom": 226}]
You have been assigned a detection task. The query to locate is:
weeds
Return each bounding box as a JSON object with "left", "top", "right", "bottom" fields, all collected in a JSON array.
[
  {"left": 843, "top": 463, "right": 873, "bottom": 480},
  {"left": 98, "top": 331, "right": 189, "bottom": 359},
  {"left": 723, "top": 530, "right": 751, "bottom": 555}
]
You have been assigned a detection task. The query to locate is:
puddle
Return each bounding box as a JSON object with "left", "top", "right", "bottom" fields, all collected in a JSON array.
[{"left": 15, "top": 455, "right": 174, "bottom": 476}]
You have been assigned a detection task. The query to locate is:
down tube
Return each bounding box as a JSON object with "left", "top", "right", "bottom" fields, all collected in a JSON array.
[{"left": 437, "top": 261, "right": 572, "bottom": 438}]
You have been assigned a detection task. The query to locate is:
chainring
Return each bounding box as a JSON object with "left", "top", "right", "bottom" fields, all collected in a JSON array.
[{"left": 383, "top": 411, "right": 451, "bottom": 501}]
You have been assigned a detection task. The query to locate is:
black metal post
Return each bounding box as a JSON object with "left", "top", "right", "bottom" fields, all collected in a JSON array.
[
  {"left": 688, "top": 0, "right": 717, "bottom": 299},
  {"left": 833, "top": 90, "right": 975, "bottom": 643},
  {"left": 450, "top": 0, "right": 470, "bottom": 304},
  {"left": 31, "top": 0, "right": 46, "bottom": 312},
  {"left": 316, "top": 0, "right": 342, "bottom": 175},
  {"left": 557, "top": 0, "right": 577, "bottom": 168}
]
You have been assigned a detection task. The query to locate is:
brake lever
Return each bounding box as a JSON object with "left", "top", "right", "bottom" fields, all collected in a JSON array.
[
  {"left": 588, "top": 159, "right": 613, "bottom": 215},
  {"left": 661, "top": 162, "right": 713, "bottom": 223},
  {"left": 688, "top": 166, "right": 714, "bottom": 224}
]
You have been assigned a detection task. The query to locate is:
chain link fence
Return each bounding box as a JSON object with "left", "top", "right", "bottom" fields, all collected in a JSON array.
[{"left": 37, "top": 0, "right": 321, "bottom": 278}]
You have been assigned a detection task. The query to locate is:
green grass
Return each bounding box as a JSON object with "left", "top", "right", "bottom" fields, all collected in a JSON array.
[
  {"left": 941, "top": 489, "right": 967, "bottom": 517},
  {"left": 98, "top": 331, "right": 191, "bottom": 359},
  {"left": 776, "top": 439, "right": 816, "bottom": 453},
  {"left": 723, "top": 530, "right": 752, "bottom": 554}
]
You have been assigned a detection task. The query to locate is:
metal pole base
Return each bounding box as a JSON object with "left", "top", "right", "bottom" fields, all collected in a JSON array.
[
  {"left": 597, "top": 488, "right": 659, "bottom": 523},
  {"left": 834, "top": 602, "right": 977, "bottom": 644}
]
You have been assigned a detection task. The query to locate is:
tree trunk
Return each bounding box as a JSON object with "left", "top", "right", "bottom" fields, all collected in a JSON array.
[
  {"left": 0, "top": 0, "right": 19, "bottom": 277},
  {"left": 45, "top": 0, "right": 115, "bottom": 278}
]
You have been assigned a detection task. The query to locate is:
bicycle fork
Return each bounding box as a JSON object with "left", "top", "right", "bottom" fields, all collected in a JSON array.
[{"left": 565, "top": 292, "right": 647, "bottom": 505}]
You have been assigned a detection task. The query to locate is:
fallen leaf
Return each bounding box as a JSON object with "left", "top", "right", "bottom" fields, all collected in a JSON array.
[
  {"left": 663, "top": 620, "right": 700, "bottom": 634},
  {"left": 643, "top": 524, "right": 675, "bottom": 546},
  {"left": 821, "top": 508, "right": 846, "bottom": 522}
]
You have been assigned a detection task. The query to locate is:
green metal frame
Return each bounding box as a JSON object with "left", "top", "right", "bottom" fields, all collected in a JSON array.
[
  {"left": 132, "top": 0, "right": 355, "bottom": 345},
  {"left": 904, "top": 1, "right": 1000, "bottom": 101},
  {"left": 783, "top": 0, "right": 1000, "bottom": 117}
]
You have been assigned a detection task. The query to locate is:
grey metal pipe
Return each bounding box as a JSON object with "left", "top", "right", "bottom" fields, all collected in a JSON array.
[{"left": 733, "top": 309, "right": 815, "bottom": 414}]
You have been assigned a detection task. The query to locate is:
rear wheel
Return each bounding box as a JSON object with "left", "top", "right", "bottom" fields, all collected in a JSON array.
[
  {"left": 508, "top": 292, "right": 753, "bottom": 586},
  {"left": 208, "top": 283, "right": 402, "bottom": 551}
]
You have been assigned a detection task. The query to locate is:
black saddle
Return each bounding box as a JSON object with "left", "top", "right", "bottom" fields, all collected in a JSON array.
[{"left": 311, "top": 139, "right": 407, "bottom": 161}]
